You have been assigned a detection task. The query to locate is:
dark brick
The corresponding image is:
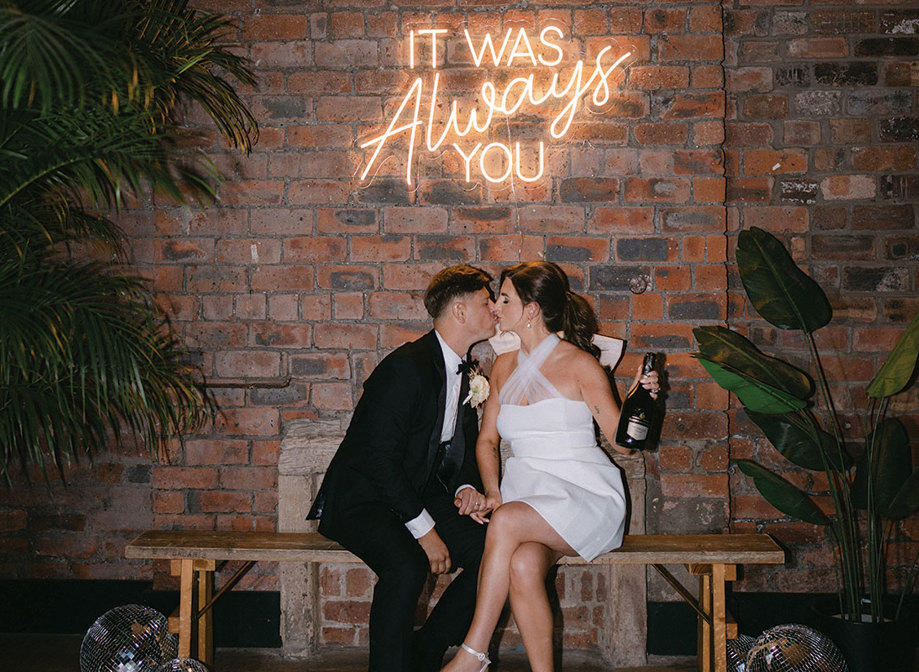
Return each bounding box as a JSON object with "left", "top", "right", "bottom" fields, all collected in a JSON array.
[
  {"left": 419, "top": 180, "right": 482, "bottom": 206},
  {"left": 885, "top": 236, "right": 919, "bottom": 261},
  {"left": 880, "top": 118, "right": 919, "bottom": 143},
  {"left": 881, "top": 175, "right": 919, "bottom": 200},
  {"left": 813, "top": 207, "right": 847, "bottom": 231},
  {"left": 883, "top": 298, "right": 919, "bottom": 323},
  {"left": 354, "top": 179, "right": 412, "bottom": 205},
  {"left": 774, "top": 66, "right": 811, "bottom": 88},
  {"left": 847, "top": 91, "right": 912, "bottom": 117},
  {"left": 812, "top": 235, "right": 875, "bottom": 260},
  {"left": 811, "top": 10, "right": 875, "bottom": 35},
  {"left": 326, "top": 209, "right": 376, "bottom": 229},
  {"left": 852, "top": 205, "right": 915, "bottom": 230},
  {"left": 880, "top": 11, "right": 919, "bottom": 35},
  {"left": 128, "top": 464, "right": 151, "bottom": 484},
  {"left": 727, "top": 178, "right": 772, "bottom": 203},
  {"left": 590, "top": 265, "right": 649, "bottom": 292},
  {"left": 843, "top": 267, "right": 908, "bottom": 292},
  {"left": 417, "top": 236, "right": 467, "bottom": 261},
  {"left": 617, "top": 238, "right": 669, "bottom": 261},
  {"left": 262, "top": 96, "right": 311, "bottom": 120},
  {"left": 669, "top": 299, "right": 721, "bottom": 320},
  {"left": 744, "top": 95, "right": 787, "bottom": 119},
  {"left": 250, "top": 384, "right": 308, "bottom": 406},
  {"left": 330, "top": 271, "right": 374, "bottom": 290},
  {"left": 854, "top": 38, "right": 919, "bottom": 57},
  {"left": 642, "top": 333, "right": 692, "bottom": 349},
  {"left": 780, "top": 181, "right": 819, "bottom": 205},
  {"left": 559, "top": 178, "right": 620, "bottom": 202},
  {"left": 546, "top": 244, "right": 594, "bottom": 262},
  {"left": 813, "top": 62, "right": 877, "bottom": 86},
  {"left": 31, "top": 513, "right": 86, "bottom": 531}
]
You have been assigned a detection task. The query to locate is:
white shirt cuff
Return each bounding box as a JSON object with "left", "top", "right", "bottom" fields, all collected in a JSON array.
[
  {"left": 405, "top": 509, "right": 436, "bottom": 539},
  {"left": 454, "top": 484, "right": 474, "bottom": 497}
]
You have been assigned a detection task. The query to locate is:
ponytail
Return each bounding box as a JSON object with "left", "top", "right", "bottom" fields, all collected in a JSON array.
[{"left": 562, "top": 291, "right": 600, "bottom": 360}]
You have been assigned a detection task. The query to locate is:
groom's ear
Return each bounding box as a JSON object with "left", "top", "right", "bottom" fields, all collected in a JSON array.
[{"left": 451, "top": 297, "right": 466, "bottom": 323}]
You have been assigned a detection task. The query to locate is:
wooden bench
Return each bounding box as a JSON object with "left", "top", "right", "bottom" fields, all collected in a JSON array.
[{"left": 125, "top": 530, "right": 783, "bottom": 672}]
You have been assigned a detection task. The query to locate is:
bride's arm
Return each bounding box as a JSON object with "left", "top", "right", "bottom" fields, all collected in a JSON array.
[
  {"left": 578, "top": 354, "right": 658, "bottom": 455},
  {"left": 471, "top": 354, "right": 513, "bottom": 522}
]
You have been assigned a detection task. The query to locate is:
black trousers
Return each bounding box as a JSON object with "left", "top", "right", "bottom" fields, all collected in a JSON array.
[{"left": 328, "top": 492, "right": 486, "bottom": 672}]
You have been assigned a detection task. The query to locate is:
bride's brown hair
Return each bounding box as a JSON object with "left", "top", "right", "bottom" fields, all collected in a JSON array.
[{"left": 500, "top": 261, "right": 600, "bottom": 359}]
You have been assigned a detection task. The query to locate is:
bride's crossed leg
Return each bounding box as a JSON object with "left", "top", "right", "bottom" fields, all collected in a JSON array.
[{"left": 442, "top": 501, "right": 576, "bottom": 672}]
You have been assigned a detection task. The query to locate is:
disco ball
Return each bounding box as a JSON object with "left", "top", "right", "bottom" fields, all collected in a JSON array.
[
  {"left": 746, "top": 623, "right": 847, "bottom": 672},
  {"left": 155, "top": 659, "right": 209, "bottom": 672},
  {"left": 80, "top": 604, "right": 177, "bottom": 672},
  {"left": 727, "top": 634, "right": 756, "bottom": 671}
]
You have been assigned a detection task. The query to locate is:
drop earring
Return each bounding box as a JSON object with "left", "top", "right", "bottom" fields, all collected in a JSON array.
[{"left": 526, "top": 321, "right": 531, "bottom": 329}]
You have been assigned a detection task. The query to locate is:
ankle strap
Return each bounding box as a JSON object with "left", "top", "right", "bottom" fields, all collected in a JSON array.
[{"left": 460, "top": 643, "right": 490, "bottom": 664}]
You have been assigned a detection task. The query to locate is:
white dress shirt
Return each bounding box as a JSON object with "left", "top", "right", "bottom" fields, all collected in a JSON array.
[{"left": 404, "top": 330, "right": 466, "bottom": 539}]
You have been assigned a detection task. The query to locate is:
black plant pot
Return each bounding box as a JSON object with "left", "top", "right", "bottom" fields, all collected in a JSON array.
[{"left": 809, "top": 598, "right": 918, "bottom": 672}]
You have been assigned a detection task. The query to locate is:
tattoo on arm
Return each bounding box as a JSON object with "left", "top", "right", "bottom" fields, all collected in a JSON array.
[{"left": 593, "top": 404, "right": 601, "bottom": 414}]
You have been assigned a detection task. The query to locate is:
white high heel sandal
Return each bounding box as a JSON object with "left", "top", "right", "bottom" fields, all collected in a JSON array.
[{"left": 460, "top": 643, "right": 490, "bottom": 672}]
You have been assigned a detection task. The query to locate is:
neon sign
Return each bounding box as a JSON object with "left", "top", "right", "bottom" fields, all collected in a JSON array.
[{"left": 358, "top": 27, "right": 632, "bottom": 187}]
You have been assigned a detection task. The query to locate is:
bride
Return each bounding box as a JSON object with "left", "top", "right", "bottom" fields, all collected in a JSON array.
[{"left": 442, "top": 261, "right": 660, "bottom": 672}]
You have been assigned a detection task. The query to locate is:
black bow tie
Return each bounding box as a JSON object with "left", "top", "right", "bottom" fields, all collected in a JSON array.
[{"left": 457, "top": 358, "right": 478, "bottom": 375}]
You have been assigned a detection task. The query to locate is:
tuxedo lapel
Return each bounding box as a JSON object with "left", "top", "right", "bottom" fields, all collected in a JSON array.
[{"left": 423, "top": 331, "right": 447, "bottom": 479}]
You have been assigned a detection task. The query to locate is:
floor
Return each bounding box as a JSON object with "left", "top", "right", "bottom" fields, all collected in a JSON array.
[{"left": 0, "top": 634, "right": 696, "bottom": 671}]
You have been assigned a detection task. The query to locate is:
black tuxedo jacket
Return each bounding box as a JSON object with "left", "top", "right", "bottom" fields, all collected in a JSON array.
[{"left": 308, "top": 330, "right": 483, "bottom": 538}]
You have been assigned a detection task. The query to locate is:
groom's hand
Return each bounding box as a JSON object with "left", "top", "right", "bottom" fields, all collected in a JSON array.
[{"left": 417, "top": 529, "right": 451, "bottom": 574}]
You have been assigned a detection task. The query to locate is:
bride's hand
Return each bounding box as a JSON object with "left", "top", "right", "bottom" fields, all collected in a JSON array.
[
  {"left": 471, "top": 490, "right": 502, "bottom": 524},
  {"left": 630, "top": 364, "right": 661, "bottom": 399}
]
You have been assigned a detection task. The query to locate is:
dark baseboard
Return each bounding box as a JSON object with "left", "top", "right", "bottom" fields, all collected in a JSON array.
[
  {"left": 647, "top": 591, "right": 832, "bottom": 655},
  {"left": 0, "top": 580, "right": 280, "bottom": 648},
  {"left": 0, "top": 580, "right": 854, "bottom": 654}
]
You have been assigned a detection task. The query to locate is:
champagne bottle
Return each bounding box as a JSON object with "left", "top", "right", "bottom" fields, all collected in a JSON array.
[{"left": 615, "top": 353, "right": 657, "bottom": 450}]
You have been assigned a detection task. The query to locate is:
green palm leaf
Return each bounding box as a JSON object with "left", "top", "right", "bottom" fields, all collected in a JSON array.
[
  {"left": 734, "top": 459, "right": 831, "bottom": 525},
  {"left": 867, "top": 314, "right": 919, "bottom": 399},
  {"left": 694, "top": 325, "right": 813, "bottom": 400},
  {"left": 736, "top": 227, "right": 832, "bottom": 333},
  {"left": 853, "top": 418, "right": 911, "bottom": 515},
  {"left": 746, "top": 410, "right": 850, "bottom": 472},
  {"left": 696, "top": 357, "right": 807, "bottom": 414}
]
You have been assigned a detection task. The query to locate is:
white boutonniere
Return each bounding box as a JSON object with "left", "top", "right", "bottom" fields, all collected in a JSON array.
[{"left": 462, "top": 365, "right": 490, "bottom": 408}]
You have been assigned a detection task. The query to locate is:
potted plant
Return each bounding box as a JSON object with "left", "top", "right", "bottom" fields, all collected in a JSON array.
[
  {"left": 0, "top": 0, "right": 257, "bottom": 481},
  {"left": 692, "top": 227, "right": 919, "bottom": 671}
]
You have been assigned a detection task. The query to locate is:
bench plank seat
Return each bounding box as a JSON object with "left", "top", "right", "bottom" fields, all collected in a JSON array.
[{"left": 126, "top": 530, "right": 783, "bottom": 672}]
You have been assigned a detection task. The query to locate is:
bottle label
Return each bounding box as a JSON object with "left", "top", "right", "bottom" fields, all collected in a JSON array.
[{"left": 626, "top": 418, "right": 649, "bottom": 441}]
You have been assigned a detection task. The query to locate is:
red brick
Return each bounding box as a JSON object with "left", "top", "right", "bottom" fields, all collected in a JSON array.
[
  {"left": 249, "top": 41, "right": 312, "bottom": 69},
  {"left": 314, "top": 323, "right": 378, "bottom": 350},
  {"left": 743, "top": 95, "right": 788, "bottom": 120},
  {"left": 479, "top": 235, "right": 545, "bottom": 262},
  {"left": 185, "top": 440, "right": 250, "bottom": 466},
  {"left": 251, "top": 266, "right": 316, "bottom": 291},
  {"left": 219, "top": 180, "right": 285, "bottom": 206},
  {"left": 588, "top": 207, "right": 654, "bottom": 234},
  {"left": 220, "top": 467, "right": 277, "bottom": 491},
  {"left": 660, "top": 473, "right": 729, "bottom": 498},
  {"left": 743, "top": 149, "right": 808, "bottom": 175},
  {"left": 250, "top": 323, "right": 311, "bottom": 348},
  {"left": 450, "top": 207, "right": 514, "bottom": 234},
  {"left": 609, "top": 7, "right": 643, "bottom": 33},
  {"left": 334, "top": 293, "right": 365, "bottom": 320},
  {"left": 312, "top": 383, "right": 354, "bottom": 411},
  {"left": 383, "top": 207, "right": 448, "bottom": 234},
  {"left": 314, "top": 41, "right": 379, "bottom": 68},
  {"left": 630, "top": 65, "right": 690, "bottom": 91},
  {"left": 199, "top": 491, "right": 251, "bottom": 514},
  {"left": 285, "top": 237, "right": 348, "bottom": 263},
  {"left": 851, "top": 146, "right": 917, "bottom": 171},
  {"left": 216, "top": 408, "right": 280, "bottom": 437},
  {"left": 659, "top": 35, "right": 723, "bottom": 62},
  {"left": 624, "top": 177, "right": 691, "bottom": 203},
  {"left": 743, "top": 206, "right": 809, "bottom": 233},
  {"left": 787, "top": 37, "right": 848, "bottom": 58},
  {"left": 690, "top": 5, "right": 723, "bottom": 33},
  {"left": 634, "top": 122, "right": 689, "bottom": 145},
  {"left": 242, "top": 15, "right": 309, "bottom": 41},
  {"left": 694, "top": 177, "right": 727, "bottom": 203},
  {"left": 152, "top": 467, "right": 219, "bottom": 490},
  {"left": 288, "top": 180, "right": 351, "bottom": 205},
  {"left": 519, "top": 206, "right": 585, "bottom": 233}
]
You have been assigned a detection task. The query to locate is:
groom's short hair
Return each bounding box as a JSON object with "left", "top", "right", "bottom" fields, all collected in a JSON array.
[{"left": 423, "top": 265, "right": 494, "bottom": 319}]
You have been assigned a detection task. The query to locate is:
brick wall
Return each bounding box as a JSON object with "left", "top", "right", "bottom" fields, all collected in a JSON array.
[
  {"left": 724, "top": 0, "right": 919, "bottom": 594},
  {"left": 0, "top": 0, "right": 916, "bottom": 652}
]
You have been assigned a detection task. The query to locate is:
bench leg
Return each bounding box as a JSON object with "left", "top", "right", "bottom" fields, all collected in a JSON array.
[
  {"left": 697, "top": 572, "right": 712, "bottom": 672},
  {"left": 197, "top": 566, "right": 214, "bottom": 667},
  {"left": 174, "top": 559, "right": 196, "bottom": 659}
]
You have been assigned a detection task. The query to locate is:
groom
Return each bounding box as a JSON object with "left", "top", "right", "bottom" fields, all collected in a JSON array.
[{"left": 308, "top": 264, "right": 497, "bottom": 672}]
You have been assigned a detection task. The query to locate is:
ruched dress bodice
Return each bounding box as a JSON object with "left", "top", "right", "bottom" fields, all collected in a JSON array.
[{"left": 496, "top": 335, "right": 627, "bottom": 561}]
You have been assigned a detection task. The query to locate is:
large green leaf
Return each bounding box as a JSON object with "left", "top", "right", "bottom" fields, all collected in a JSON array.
[
  {"left": 867, "top": 314, "right": 919, "bottom": 399},
  {"left": 695, "top": 326, "right": 813, "bottom": 400},
  {"left": 734, "top": 459, "right": 831, "bottom": 525},
  {"left": 736, "top": 227, "right": 832, "bottom": 333},
  {"left": 746, "top": 410, "right": 850, "bottom": 472},
  {"left": 886, "top": 469, "right": 919, "bottom": 521},
  {"left": 696, "top": 357, "right": 807, "bottom": 414},
  {"left": 852, "top": 418, "right": 911, "bottom": 515}
]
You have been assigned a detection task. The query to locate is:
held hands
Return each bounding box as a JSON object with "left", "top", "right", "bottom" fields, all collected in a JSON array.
[
  {"left": 417, "top": 528, "right": 451, "bottom": 574},
  {"left": 455, "top": 487, "right": 501, "bottom": 524}
]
